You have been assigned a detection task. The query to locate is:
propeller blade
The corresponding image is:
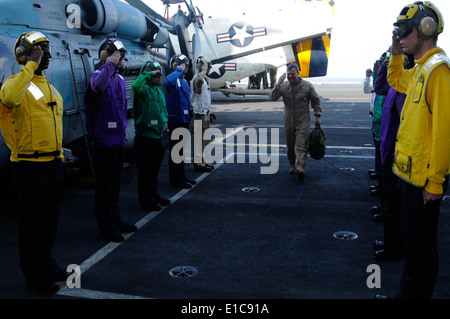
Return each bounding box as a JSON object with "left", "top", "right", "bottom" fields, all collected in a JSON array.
[
  {"left": 200, "top": 27, "right": 218, "bottom": 58},
  {"left": 195, "top": 6, "right": 205, "bottom": 24},
  {"left": 175, "top": 24, "right": 190, "bottom": 59},
  {"left": 183, "top": 0, "right": 195, "bottom": 19},
  {"left": 193, "top": 23, "right": 202, "bottom": 60}
]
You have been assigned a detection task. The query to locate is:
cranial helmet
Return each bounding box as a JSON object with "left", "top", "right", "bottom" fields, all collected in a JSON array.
[
  {"left": 140, "top": 61, "right": 161, "bottom": 75},
  {"left": 195, "top": 56, "right": 212, "bottom": 72},
  {"left": 394, "top": 1, "right": 444, "bottom": 40},
  {"left": 99, "top": 38, "right": 127, "bottom": 62},
  {"left": 14, "top": 31, "right": 50, "bottom": 65},
  {"left": 170, "top": 54, "right": 189, "bottom": 70}
]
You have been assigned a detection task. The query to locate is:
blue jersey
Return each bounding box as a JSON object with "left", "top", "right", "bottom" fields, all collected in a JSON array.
[{"left": 165, "top": 67, "right": 191, "bottom": 123}]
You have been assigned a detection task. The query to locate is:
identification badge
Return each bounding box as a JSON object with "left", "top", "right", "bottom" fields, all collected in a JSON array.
[
  {"left": 151, "top": 120, "right": 158, "bottom": 125},
  {"left": 108, "top": 122, "right": 117, "bottom": 129},
  {"left": 184, "top": 110, "right": 189, "bottom": 114}
]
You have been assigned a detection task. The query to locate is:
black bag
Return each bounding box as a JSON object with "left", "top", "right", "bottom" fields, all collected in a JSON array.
[{"left": 308, "top": 124, "right": 326, "bottom": 160}]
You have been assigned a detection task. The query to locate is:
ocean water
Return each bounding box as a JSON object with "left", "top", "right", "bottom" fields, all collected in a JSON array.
[
  {"left": 307, "top": 77, "right": 364, "bottom": 84},
  {"left": 233, "top": 77, "right": 365, "bottom": 88}
]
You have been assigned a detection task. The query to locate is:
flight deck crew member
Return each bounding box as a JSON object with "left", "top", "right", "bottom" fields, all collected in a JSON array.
[
  {"left": 165, "top": 54, "right": 196, "bottom": 189},
  {"left": 132, "top": 61, "right": 171, "bottom": 212},
  {"left": 0, "top": 31, "right": 68, "bottom": 293},
  {"left": 372, "top": 53, "right": 414, "bottom": 262},
  {"left": 191, "top": 56, "right": 214, "bottom": 172},
  {"left": 269, "top": 63, "right": 322, "bottom": 180},
  {"left": 84, "top": 38, "right": 137, "bottom": 243},
  {"left": 386, "top": 1, "right": 450, "bottom": 299}
]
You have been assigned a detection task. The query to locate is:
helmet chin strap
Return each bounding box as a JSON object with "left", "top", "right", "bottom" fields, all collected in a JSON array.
[
  {"left": 412, "top": 39, "right": 424, "bottom": 56},
  {"left": 411, "top": 26, "right": 426, "bottom": 56}
]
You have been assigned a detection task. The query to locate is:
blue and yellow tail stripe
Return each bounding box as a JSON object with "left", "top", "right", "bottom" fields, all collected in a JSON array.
[
  {"left": 295, "top": 0, "right": 333, "bottom": 77},
  {"left": 296, "top": 34, "right": 331, "bottom": 78}
]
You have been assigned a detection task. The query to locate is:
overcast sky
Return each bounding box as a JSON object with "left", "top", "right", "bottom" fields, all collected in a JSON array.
[
  {"left": 326, "top": 0, "right": 450, "bottom": 79},
  {"left": 143, "top": 0, "right": 450, "bottom": 79}
]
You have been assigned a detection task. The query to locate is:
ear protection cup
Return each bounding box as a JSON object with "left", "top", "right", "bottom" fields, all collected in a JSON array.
[
  {"left": 99, "top": 38, "right": 115, "bottom": 62},
  {"left": 195, "top": 62, "right": 203, "bottom": 72},
  {"left": 418, "top": 15, "right": 438, "bottom": 37},
  {"left": 171, "top": 58, "right": 179, "bottom": 70},
  {"left": 14, "top": 34, "right": 30, "bottom": 65},
  {"left": 195, "top": 56, "right": 211, "bottom": 72},
  {"left": 15, "top": 46, "right": 28, "bottom": 65},
  {"left": 99, "top": 49, "right": 110, "bottom": 62}
]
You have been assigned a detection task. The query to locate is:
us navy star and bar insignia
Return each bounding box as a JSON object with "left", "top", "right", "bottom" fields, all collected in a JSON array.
[
  {"left": 216, "top": 22, "right": 267, "bottom": 47},
  {"left": 208, "top": 63, "right": 236, "bottom": 79}
]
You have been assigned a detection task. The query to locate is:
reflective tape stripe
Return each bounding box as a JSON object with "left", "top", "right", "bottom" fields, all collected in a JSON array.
[
  {"left": 25, "top": 31, "right": 47, "bottom": 44},
  {"left": 27, "top": 83, "right": 44, "bottom": 100},
  {"left": 424, "top": 54, "right": 450, "bottom": 71}
]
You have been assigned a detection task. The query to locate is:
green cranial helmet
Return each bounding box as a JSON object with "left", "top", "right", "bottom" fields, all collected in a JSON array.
[{"left": 140, "top": 61, "right": 162, "bottom": 75}]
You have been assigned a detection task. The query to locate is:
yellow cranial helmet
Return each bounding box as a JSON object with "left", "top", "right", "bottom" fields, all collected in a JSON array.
[
  {"left": 394, "top": 1, "right": 444, "bottom": 39},
  {"left": 14, "top": 31, "right": 50, "bottom": 65}
]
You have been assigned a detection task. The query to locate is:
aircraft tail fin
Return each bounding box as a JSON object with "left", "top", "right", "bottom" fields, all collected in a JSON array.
[{"left": 293, "top": 34, "right": 331, "bottom": 78}]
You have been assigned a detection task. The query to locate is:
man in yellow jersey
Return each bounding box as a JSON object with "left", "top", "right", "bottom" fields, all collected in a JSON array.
[
  {"left": 0, "top": 31, "right": 67, "bottom": 294},
  {"left": 384, "top": 1, "right": 450, "bottom": 299}
]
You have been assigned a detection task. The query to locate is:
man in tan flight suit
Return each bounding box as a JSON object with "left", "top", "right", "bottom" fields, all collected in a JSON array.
[{"left": 270, "top": 64, "right": 322, "bottom": 180}]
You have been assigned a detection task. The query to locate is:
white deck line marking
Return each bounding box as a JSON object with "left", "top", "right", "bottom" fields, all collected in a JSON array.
[
  {"left": 57, "top": 150, "right": 236, "bottom": 299},
  {"left": 58, "top": 287, "right": 151, "bottom": 299},
  {"left": 218, "top": 143, "right": 375, "bottom": 150},
  {"left": 57, "top": 123, "right": 373, "bottom": 298},
  {"left": 234, "top": 152, "right": 374, "bottom": 159}
]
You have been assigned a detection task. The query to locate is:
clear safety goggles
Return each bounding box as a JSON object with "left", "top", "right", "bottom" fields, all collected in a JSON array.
[
  {"left": 37, "top": 42, "right": 52, "bottom": 56},
  {"left": 394, "top": 20, "right": 415, "bottom": 38},
  {"left": 25, "top": 32, "right": 52, "bottom": 56}
]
